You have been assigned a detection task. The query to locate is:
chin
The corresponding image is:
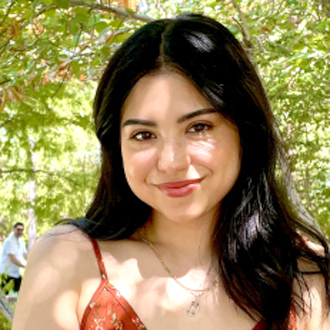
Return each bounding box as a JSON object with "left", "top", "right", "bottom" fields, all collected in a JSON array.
[{"left": 157, "top": 207, "right": 217, "bottom": 225}]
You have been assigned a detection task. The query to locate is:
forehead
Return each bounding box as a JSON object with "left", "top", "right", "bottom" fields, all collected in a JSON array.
[{"left": 120, "top": 72, "right": 212, "bottom": 121}]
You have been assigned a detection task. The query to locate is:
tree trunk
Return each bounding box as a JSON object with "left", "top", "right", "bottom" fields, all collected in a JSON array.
[{"left": 28, "top": 135, "right": 37, "bottom": 250}]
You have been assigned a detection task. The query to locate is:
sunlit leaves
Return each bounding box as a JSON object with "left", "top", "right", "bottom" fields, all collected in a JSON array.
[
  {"left": 53, "top": 0, "right": 70, "bottom": 9},
  {"left": 0, "top": 80, "right": 99, "bottom": 235}
]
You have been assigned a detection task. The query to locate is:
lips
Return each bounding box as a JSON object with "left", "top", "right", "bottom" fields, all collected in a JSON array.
[{"left": 155, "top": 178, "right": 202, "bottom": 198}]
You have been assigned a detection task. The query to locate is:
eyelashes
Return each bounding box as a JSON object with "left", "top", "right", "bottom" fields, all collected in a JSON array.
[
  {"left": 187, "top": 123, "right": 213, "bottom": 133},
  {"left": 129, "top": 122, "right": 213, "bottom": 142},
  {"left": 130, "top": 131, "right": 156, "bottom": 141}
]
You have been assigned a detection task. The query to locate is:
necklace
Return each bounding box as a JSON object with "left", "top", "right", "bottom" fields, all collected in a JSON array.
[{"left": 135, "top": 231, "right": 217, "bottom": 316}]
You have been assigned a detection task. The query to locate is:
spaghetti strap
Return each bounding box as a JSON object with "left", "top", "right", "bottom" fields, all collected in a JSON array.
[
  {"left": 82, "top": 237, "right": 148, "bottom": 330},
  {"left": 90, "top": 237, "right": 108, "bottom": 281}
]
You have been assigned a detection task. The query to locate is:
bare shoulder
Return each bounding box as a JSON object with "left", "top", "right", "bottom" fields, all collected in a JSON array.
[
  {"left": 12, "top": 225, "right": 95, "bottom": 330},
  {"left": 295, "top": 241, "right": 330, "bottom": 330},
  {"left": 23, "top": 224, "right": 93, "bottom": 277},
  {"left": 36, "top": 223, "right": 89, "bottom": 244}
]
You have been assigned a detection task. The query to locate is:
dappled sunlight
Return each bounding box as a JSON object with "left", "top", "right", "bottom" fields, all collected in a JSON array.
[
  {"left": 134, "top": 253, "right": 194, "bottom": 313},
  {"left": 53, "top": 290, "right": 79, "bottom": 329},
  {"left": 133, "top": 277, "right": 170, "bottom": 317},
  {"left": 105, "top": 257, "right": 142, "bottom": 301},
  {"left": 21, "top": 238, "right": 80, "bottom": 306},
  {"left": 26, "top": 260, "right": 60, "bottom": 304},
  {"left": 163, "top": 279, "right": 190, "bottom": 310},
  {"left": 49, "top": 240, "right": 80, "bottom": 270}
]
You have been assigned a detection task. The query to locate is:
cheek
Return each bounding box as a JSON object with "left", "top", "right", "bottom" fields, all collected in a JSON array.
[
  {"left": 189, "top": 139, "right": 229, "bottom": 168},
  {"left": 122, "top": 147, "right": 157, "bottom": 184},
  {"left": 189, "top": 139, "right": 216, "bottom": 159},
  {"left": 190, "top": 137, "right": 241, "bottom": 175}
]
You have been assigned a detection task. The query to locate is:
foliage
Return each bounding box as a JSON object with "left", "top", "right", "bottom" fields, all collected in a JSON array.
[
  {"left": 0, "top": 80, "right": 99, "bottom": 237},
  {"left": 243, "top": 0, "right": 330, "bottom": 230},
  {"left": 0, "top": 0, "right": 149, "bottom": 115},
  {"left": 0, "top": 311, "right": 11, "bottom": 330},
  {"left": 0, "top": 0, "right": 329, "bottom": 239}
]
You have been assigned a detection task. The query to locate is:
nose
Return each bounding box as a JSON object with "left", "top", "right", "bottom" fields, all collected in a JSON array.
[{"left": 157, "top": 140, "right": 189, "bottom": 173}]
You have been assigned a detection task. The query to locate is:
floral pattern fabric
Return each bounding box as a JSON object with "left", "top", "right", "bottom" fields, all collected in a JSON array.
[{"left": 80, "top": 280, "right": 147, "bottom": 330}]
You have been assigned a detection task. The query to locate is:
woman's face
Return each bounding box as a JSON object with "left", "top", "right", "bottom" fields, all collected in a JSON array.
[{"left": 120, "top": 72, "right": 241, "bottom": 223}]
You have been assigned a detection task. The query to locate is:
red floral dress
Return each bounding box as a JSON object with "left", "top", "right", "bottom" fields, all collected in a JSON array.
[{"left": 80, "top": 238, "right": 297, "bottom": 330}]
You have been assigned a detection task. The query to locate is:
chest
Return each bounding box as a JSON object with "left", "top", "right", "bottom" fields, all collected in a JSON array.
[{"left": 77, "top": 256, "right": 259, "bottom": 330}]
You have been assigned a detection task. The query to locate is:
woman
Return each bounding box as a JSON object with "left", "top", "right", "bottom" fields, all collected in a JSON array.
[{"left": 13, "top": 14, "right": 329, "bottom": 330}]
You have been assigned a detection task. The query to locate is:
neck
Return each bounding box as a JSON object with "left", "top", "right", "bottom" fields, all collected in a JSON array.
[{"left": 143, "top": 210, "right": 218, "bottom": 269}]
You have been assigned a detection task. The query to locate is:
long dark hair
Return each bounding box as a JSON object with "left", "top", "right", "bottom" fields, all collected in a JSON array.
[{"left": 71, "top": 13, "right": 329, "bottom": 329}]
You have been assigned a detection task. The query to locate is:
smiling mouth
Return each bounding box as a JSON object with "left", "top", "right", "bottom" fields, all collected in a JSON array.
[{"left": 155, "top": 179, "right": 202, "bottom": 198}]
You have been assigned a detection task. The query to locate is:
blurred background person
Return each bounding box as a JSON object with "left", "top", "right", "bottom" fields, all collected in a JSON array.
[{"left": 0, "top": 222, "right": 27, "bottom": 294}]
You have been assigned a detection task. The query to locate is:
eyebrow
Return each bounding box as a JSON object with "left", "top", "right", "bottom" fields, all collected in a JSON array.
[
  {"left": 122, "top": 118, "right": 157, "bottom": 127},
  {"left": 122, "top": 108, "right": 218, "bottom": 128},
  {"left": 176, "top": 108, "right": 218, "bottom": 123}
]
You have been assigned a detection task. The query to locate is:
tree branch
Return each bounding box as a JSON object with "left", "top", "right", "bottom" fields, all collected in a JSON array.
[
  {"left": 0, "top": 168, "right": 80, "bottom": 185},
  {"left": 52, "top": 24, "right": 84, "bottom": 99},
  {"left": 0, "top": 117, "right": 17, "bottom": 129},
  {"left": 0, "top": 0, "right": 17, "bottom": 28},
  {"left": 0, "top": 79, "right": 11, "bottom": 85},
  {"left": 69, "top": 0, "right": 153, "bottom": 23},
  {"left": 229, "top": 0, "right": 254, "bottom": 61}
]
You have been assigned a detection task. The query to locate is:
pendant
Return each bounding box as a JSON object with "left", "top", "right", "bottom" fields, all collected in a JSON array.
[{"left": 187, "top": 299, "right": 200, "bottom": 316}]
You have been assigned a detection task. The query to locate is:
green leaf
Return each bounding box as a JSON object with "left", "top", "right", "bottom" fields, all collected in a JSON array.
[
  {"left": 45, "top": 9, "right": 57, "bottom": 18},
  {"left": 95, "top": 22, "right": 109, "bottom": 34},
  {"left": 69, "top": 19, "right": 80, "bottom": 34},
  {"left": 87, "top": 15, "right": 101, "bottom": 28},
  {"left": 70, "top": 60, "right": 80, "bottom": 77},
  {"left": 53, "top": 0, "right": 69, "bottom": 9},
  {"left": 75, "top": 13, "right": 89, "bottom": 24},
  {"left": 100, "top": 45, "right": 110, "bottom": 59},
  {"left": 286, "top": 0, "right": 299, "bottom": 5},
  {"left": 24, "top": 9, "right": 34, "bottom": 20},
  {"left": 32, "top": 0, "right": 41, "bottom": 6},
  {"left": 293, "top": 43, "right": 305, "bottom": 51},
  {"left": 73, "top": 8, "right": 90, "bottom": 24},
  {"left": 316, "top": 21, "right": 327, "bottom": 31}
]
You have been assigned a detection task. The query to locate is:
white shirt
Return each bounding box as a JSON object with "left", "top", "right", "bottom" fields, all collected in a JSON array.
[{"left": 0, "top": 232, "right": 27, "bottom": 278}]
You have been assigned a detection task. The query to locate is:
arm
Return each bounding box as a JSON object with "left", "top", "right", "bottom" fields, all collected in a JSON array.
[
  {"left": 12, "top": 226, "right": 84, "bottom": 330},
  {"left": 22, "top": 240, "right": 28, "bottom": 261},
  {"left": 8, "top": 254, "right": 25, "bottom": 268},
  {"left": 296, "top": 242, "right": 330, "bottom": 330}
]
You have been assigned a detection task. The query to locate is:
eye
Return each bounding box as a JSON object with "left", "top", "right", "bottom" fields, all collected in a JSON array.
[
  {"left": 187, "top": 123, "right": 213, "bottom": 133},
  {"left": 130, "top": 131, "right": 156, "bottom": 141}
]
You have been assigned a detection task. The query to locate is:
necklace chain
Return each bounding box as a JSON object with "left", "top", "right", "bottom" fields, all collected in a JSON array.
[{"left": 135, "top": 231, "right": 217, "bottom": 316}]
